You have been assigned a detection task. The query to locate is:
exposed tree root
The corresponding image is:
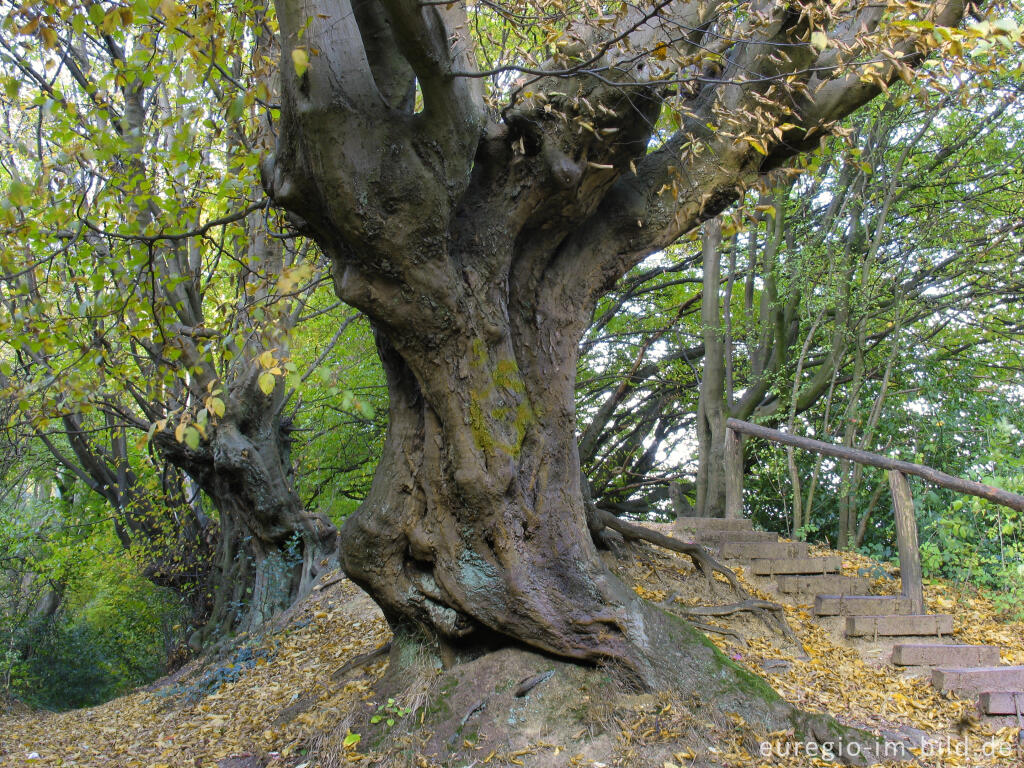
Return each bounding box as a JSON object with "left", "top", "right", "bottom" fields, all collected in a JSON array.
[
  {"left": 588, "top": 504, "right": 745, "bottom": 594},
  {"left": 587, "top": 504, "right": 805, "bottom": 652},
  {"left": 687, "top": 620, "right": 749, "bottom": 645},
  {"left": 673, "top": 599, "right": 807, "bottom": 655}
]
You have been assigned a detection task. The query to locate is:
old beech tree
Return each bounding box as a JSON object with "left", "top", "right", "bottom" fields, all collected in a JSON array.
[{"left": 262, "top": 0, "right": 968, "bottom": 687}]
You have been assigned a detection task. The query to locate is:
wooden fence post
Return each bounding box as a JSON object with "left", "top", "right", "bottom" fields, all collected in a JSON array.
[
  {"left": 889, "top": 469, "right": 924, "bottom": 614},
  {"left": 725, "top": 427, "right": 743, "bottom": 519}
]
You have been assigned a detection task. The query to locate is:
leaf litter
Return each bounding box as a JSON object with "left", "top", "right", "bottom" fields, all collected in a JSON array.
[{"left": 0, "top": 534, "right": 1020, "bottom": 767}]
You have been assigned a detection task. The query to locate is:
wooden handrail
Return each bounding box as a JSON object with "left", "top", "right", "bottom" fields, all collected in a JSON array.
[{"left": 726, "top": 418, "right": 1024, "bottom": 512}]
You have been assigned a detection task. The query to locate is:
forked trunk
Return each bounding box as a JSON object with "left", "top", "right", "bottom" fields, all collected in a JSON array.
[
  {"left": 161, "top": 387, "right": 339, "bottom": 647},
  {"left": 265, "top": 0, "right": 969, "bottom": 713},
  {"left": 694, "top": 219, "right": 730, "bottom": 518}
]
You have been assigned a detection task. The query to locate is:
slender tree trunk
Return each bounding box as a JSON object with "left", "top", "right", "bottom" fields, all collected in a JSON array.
[
  {"left": 854, "top": 474, "right": 889, "bottom": 548},
  {"left": 695, "top": 219, "right": 729, "bottom": 517}
]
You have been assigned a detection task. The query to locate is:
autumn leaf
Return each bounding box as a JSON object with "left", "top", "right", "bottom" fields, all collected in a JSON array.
[
  {"left": 292, "top": 48, "right": 310, "bottom": 77},
  {"left": 258, "top": 371, "right": 276, "bottom": 396}
]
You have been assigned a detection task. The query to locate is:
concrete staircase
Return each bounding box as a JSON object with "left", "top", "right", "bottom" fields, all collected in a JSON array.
[{"left": 675, "top": 516, "right": 1024, "bottom": 721}]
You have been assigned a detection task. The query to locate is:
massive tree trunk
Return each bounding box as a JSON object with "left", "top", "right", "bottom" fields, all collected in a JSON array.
[
  {"left": 342, "top": 308, "right": 657, "bottom": 671},
  {"left": 264, "top": 0, "right": 968, "bottom": 685}
]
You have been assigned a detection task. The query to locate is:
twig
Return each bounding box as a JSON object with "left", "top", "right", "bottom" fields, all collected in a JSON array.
[
  {"left": 331, "top": 642, "right": 392, "bottom": 681},
  {"left": 515, "top": 670, "right": 555, "bottom": 697},
  {"left": 314, "top": 574, "right": 346, "bottom": 591}
]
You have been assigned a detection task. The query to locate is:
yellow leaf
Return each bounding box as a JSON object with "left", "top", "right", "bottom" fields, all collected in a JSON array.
[
  {"left": 746, "top": 137, "right": 768, "bottom": 155},
  {"left": 292, "top": 48, "right": 310, "bottom": 77},
  {"left": 258, "top": 371, "right": 276, "bottom": 396},
  {"left": 259, "top": 350, "right": 275, "bottom": 369}
]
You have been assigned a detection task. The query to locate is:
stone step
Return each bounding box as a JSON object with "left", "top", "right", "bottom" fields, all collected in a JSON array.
[
  {"left": 718, "top": 541, "right": 808, "bottom": 560},
  {"left": 776, "top": 575, "right": 871, "bottom": 596},
  {"left": 814, "top": 595, "right": 915, "bottom": 617},
  {"left": 892, "top": 644, "right": 1001, "bottom": 667},
  {"left": 751, "top": 556, "right": 841, "bottom": 576},
  {"left": 978, "top": 691, "right": 1024, "bottom": 716},
  {"left": 846, "top": 614, "right": 954, "bottom": 638},
  {"left": 675, "top": 517, "right": 753, "bottom": 532},
  {"left": 692, "top": 530, "right": 779, "bottom": 544},
  {"left": 932, "top": 666, "right": 1024, "bottom": 696}
]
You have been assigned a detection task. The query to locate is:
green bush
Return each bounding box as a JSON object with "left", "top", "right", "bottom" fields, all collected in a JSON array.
[
  {"left": 916, "top": 419, "right": 1024, "bottom": 620},
  {"left": 2, "top": 532, "right": 184, "bottom": 711}
]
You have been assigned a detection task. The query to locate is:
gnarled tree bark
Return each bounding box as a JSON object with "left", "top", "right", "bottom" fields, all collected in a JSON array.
[
  {"left": 264, "top": 0, "right": 968, "bottom": 688},
  {"left": 155, "top": 348, "right": 340, "bottom": 646}
]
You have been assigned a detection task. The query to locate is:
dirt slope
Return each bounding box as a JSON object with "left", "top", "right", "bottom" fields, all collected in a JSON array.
[{"left": 1, "top": 536, "right": 1021, "bottom": 767}]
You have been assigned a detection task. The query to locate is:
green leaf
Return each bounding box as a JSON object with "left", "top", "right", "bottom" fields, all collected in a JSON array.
[
  {"left": 227, "top": 94, "right": 246, "bottom": 121},
  {"left": 5, "top": 76, "right": 21, "bottom": 100},
  {"left": 342, "top": 731, "right": 361, "bottom": 748},
  {"left": 7, "top": 181, "right": 32, "bottom": 207},
  {"left": 184, "top": 426, "right": 200, "bottom": 450}
]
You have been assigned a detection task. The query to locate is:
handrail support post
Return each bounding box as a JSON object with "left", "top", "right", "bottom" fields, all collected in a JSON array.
[{"left": 889, "top": 469, "right": 925, "bottom": 615}]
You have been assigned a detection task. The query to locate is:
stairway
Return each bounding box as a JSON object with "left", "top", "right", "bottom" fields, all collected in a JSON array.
[{"left": 674, "top": 516, "right": 1023, "bottom": 721}]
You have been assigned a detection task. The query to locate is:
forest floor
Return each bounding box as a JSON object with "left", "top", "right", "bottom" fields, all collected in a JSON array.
[{"left": 1, "top": 531, "right": 1022, "bottom": 768}]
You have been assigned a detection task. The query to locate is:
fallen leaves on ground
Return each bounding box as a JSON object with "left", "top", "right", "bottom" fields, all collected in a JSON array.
[
  {"left": 0, "top": 579, "right": 389, "bottom": 768},
  {"left": 1, "top": 530, "right": 1022, "bottom": 768}
]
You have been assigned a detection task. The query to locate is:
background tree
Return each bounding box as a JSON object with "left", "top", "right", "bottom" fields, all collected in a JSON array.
[
  {"left": 575, "top": 68, "right": 1024, "bottom": 540},
  {"left": 0, "top": 1, "right": 384, "bottom": 646}
]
